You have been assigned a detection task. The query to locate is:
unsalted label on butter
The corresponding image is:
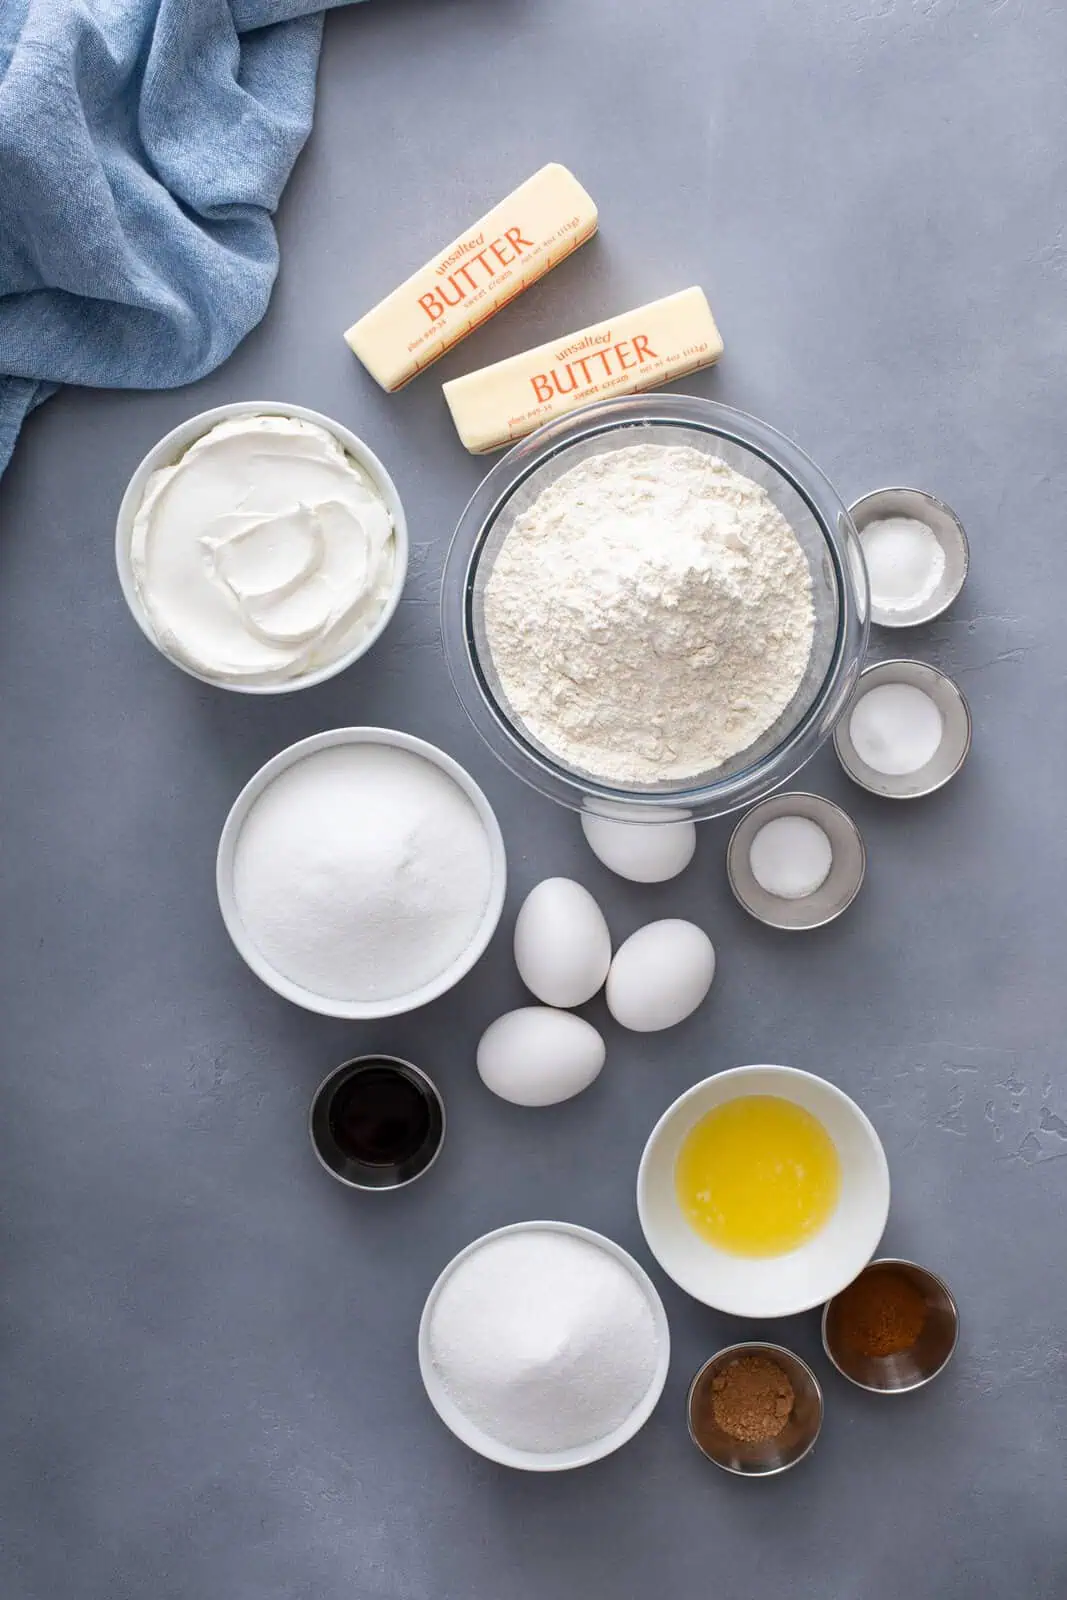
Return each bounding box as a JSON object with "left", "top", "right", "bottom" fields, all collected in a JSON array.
[
  {"left": 441, "top": 287, "right": 723, "bottom": 453},
  {"left": 345, "top": 164, "right": 598, "bottom": 391}
]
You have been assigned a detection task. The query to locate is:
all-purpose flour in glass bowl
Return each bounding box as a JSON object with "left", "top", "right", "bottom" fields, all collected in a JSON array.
[
  {"left": 419, "top": 1222, "right": 670, "bottom": 1471},
  {"left": 484, "top": 441, "right": 816, "bottom": 786},
  {"left": 216, "top": 729, "right": 507, "bottom": 1019},
  {"left": 441, "top": 395, "right": 869, "bottom": 822}
]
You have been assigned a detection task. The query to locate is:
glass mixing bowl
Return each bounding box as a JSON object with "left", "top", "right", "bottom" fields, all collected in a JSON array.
[{"left": 441, "top": 395, "right": 869, "bottom": 820}]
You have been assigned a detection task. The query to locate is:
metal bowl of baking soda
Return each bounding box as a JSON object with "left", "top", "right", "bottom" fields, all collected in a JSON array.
[{"left": 441, "top": 395, "right": 869, "bottom": 822}]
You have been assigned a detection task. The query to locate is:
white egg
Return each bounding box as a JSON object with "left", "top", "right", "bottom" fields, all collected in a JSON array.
[
  {"left": 513, "top": 877, "right": 612, "bottom": 1008},
  {"left": 477, "top": 1007, "right": 606, "bottom": 1107},
  {"left": 606, "top": 919, "right": 715, "bottom": 1032},
  {"left": 580, "top": 811, "right": 697, "bottom": 883}
]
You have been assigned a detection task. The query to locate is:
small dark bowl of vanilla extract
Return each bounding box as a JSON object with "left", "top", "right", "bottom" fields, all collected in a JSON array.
[{"left": 309, "top": 1056, "right": 445, "bottom": 1190}]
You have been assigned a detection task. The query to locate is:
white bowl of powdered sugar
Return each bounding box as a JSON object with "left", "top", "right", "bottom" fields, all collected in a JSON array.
[
  {"left": 419, "top": 1221, "right": 670, "bottom": 1471},
  {"left": 216, "top": 728, "right": 506, "bottom": 1019}
]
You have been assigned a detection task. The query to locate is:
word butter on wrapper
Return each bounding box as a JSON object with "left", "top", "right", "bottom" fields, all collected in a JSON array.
[
  {"left": 442, "top": 288, "right": 724, "bottom": 453},
  {"left": 344, "top": 164, "right": 598, "bottom": 391}
]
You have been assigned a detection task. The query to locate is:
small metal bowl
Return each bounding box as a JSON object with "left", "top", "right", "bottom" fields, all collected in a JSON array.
[
  {"left": 727, "top": 792, "right": 865, "bottom": 930},
  {"left": 687, "top": 1342, "right": 823, "bottom": 1476},
  {"left": 849, "top": 487, "right": 969, "bottom": 628},
  {"left": 821, "top": 1258, "right": 959, "bottom": 1394},
  {"left": 834, "top": 659, "right": 972, "bottom": 800}
]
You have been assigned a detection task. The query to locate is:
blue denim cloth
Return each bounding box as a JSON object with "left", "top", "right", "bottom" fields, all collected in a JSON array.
[{"left": 0, "top": 0, "right": 363, "bottom": 475}]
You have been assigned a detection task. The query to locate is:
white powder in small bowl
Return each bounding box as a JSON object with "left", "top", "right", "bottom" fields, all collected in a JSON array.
[
  {"left": 232, "top": 743, "right": 494, "bottom": 1001},
  {"left": 849, "top": 683, "right": 944, "bottom": 776},
  {"left": 749, "top": 815, "right": 833, "bottom": 900},
  {"left": 428, "top": 1230, "right": 660, "bottom": 1454},
  {"left": 859, "top": 516, "right": 946, "bottom": 615}
]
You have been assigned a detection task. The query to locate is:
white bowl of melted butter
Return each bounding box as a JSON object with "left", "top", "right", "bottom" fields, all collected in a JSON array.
[
  {"left": 116, "top": 402, "right": 407, "bottom": 691},
  {"left": 637, "top": 1065, "right": 890, "bottom": 1319}
]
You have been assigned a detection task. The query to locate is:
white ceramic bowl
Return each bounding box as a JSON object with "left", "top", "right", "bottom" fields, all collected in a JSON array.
[
  {"left": 418, "top": 1221, "right": 670, "bottom": 1472},
  {"left": 216, "top": 728, "right": 507, "bottom": 1019},
  {"left": 637, "top": 1065, "right": 890, "bottom": 1319},
  {"left": 115, "top": 400, "right": 409, "bottom": 693}
]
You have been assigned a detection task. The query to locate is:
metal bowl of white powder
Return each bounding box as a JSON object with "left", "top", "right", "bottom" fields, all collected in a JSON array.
[
  {"left": 419, "top": 1221, "right": 670, "bottom": 1471},
  {"left": 442, "top": 395, "right": 869, "bottom": 820},
  {"left": 216, "top": 728, "right": 506, "bottom": 1018}
]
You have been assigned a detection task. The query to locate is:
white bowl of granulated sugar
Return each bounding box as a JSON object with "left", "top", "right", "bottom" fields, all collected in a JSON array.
[
  {"left": 216, "top": 728, "right": 507, "bottom": 1019},
  {"left": 419, "top": 1221, "right": 671, "bottom": 1471}
]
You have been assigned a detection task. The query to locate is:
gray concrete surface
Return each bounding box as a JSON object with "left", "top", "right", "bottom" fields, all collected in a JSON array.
[{"left": 2, "top": 2, "right": 1065, "bottom": 1596}]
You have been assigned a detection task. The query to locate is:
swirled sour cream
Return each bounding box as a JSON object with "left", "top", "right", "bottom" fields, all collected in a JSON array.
[{"left": 130, "top": 415, "right": 396, "bottom": 684}]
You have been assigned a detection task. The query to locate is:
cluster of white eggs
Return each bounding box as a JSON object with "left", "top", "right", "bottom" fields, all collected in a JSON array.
[{"left": 476, "top": 814, "right": 715, "bottom": 1108}]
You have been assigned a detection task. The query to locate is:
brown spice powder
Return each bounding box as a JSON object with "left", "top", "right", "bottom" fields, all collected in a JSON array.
[
  {"left": 835, "top": 1268, "right": 928, "bottom": 1358},
  {"left": 710, "top": 1354, "right": 795, "bottom": 1443}
]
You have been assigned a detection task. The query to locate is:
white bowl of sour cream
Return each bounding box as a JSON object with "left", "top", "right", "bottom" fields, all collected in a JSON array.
[{"left": 115, "top": 401, "right": 408, "bottom": 692}]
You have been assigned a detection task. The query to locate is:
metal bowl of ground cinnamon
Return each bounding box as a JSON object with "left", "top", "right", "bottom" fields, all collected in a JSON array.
[
  {"left": 821, "top": 1257, "right": 959, "bottom": 1393},
  {"left": 687, "top": 1342, "right": 823, "bottom": 1476}
]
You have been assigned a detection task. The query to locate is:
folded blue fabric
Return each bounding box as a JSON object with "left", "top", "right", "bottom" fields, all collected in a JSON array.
[{"left": 0, "top": 0, "right": 363, "bottom": 476}]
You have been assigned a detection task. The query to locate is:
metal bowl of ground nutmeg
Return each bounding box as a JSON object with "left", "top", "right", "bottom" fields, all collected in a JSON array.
[
  {"left": 821, "top": 1258, "right": 959, "bottom": 1394},
  {"left": 687, "top": 1342, "right": 823, "bottom": 1476}
]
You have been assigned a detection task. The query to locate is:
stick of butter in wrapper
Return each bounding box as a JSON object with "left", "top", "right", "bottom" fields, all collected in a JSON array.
[
  {"left": 345, "top": 164, "right": 598, "bottom": 391},
  {"left": 442, "top": 288, "right": 724, "bottom": 453}
]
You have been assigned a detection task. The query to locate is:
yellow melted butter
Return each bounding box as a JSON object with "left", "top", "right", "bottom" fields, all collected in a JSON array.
[{"left": 675, "top": 1095, "right": 841, "bottom": 1257}]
